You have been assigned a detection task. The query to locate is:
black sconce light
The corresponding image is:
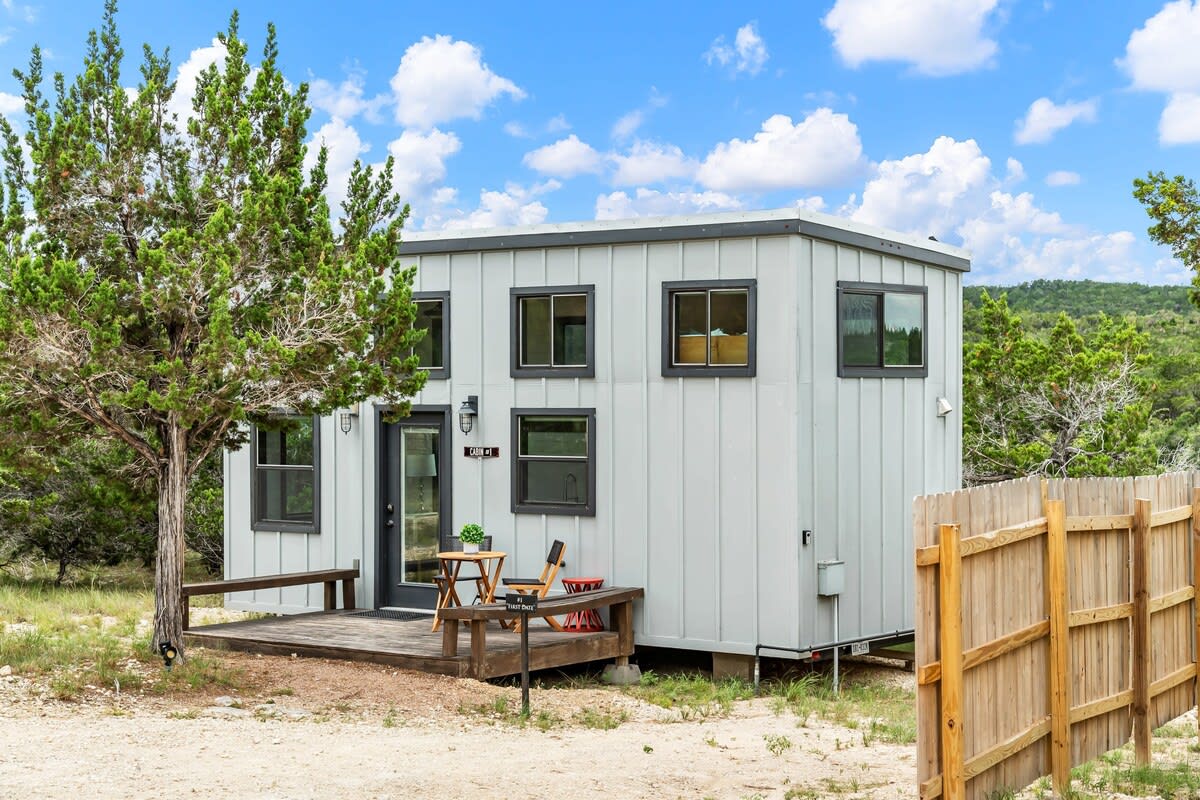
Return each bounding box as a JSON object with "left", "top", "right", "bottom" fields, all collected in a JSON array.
[
  {"left": 339, "top": 403, "right": 359, "bottom": 435},
  {"left": 458, "top": 395, "right": 478, "bottom": 435},
  {"left": 159, "top": 640, "right": 178, "bottom": 670}
]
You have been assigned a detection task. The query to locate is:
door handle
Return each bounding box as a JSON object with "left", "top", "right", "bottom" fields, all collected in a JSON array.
[
  {"left": 385, "top": 503, "right": 394, "bottom": 513},
  {"left": 386, "top": 519, "right": 395, "bottom": 527}
]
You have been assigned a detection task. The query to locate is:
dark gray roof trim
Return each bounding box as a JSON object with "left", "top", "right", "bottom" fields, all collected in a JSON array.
[{"left": 400, "top": 218, "right": 971, "bottom": 272}]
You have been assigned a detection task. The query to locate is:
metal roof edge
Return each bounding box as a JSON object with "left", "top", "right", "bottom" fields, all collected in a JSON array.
[{"left": 399, "top": 208, "right": 971, "bottom": 272}]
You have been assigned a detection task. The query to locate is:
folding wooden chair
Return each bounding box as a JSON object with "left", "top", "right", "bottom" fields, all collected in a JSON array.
[{"left": 500, "top": 539, "right": 566, "bottom": 631}]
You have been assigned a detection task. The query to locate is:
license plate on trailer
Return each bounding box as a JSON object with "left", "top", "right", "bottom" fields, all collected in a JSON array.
[{"left": 850, "top": 642, "right": 870, "bottom": 656}]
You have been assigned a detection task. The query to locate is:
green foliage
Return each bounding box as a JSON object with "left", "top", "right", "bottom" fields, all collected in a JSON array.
[
  {"left": 184, "top": 452, "right": 223, "bottom": 577},
  {"left": 1135, "top": 171, "right": 1200, "bottom": 306},
  {"left": 963, "top": 290, "right": 1157, "bottom": 483},
  {"left": 0, "top": 3, "right": 425, "bottom": 651},
  {"left": 0, "top": 438, "right": 156, "bottom": 582},
  {"left": 458, "top": 522, "right": 485, "bottom": 545}
]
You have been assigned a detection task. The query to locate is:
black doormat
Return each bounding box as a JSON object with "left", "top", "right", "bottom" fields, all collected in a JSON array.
[{"left": 347, "top": 609, "right": 431, "bottom": 622}]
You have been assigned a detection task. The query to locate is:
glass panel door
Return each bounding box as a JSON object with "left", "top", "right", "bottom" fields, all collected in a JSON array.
[{"left": 401, "top": 426, "right": 440, "bottom": 585}]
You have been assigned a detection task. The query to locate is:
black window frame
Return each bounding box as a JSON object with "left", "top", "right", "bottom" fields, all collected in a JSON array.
[
  {"left": 412, "top": 291, "right": 450, "bottom": 380},
  {"left": 511, "top": 408, "right": 597, "bottom": 517},
  {"left": 250, "top": 415, "right": 321, "bottom": 534},
  {"left": 509, "top": 284, "right": 596, "bottom": 378},
  {"left": 836, "top": 281, "right": 928, "bottom": 378},
  {"left": 661, "top": 279, "right": 757, "bottom": 377}
]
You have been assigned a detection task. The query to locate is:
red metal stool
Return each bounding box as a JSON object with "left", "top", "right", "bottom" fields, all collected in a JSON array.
[{"left": 561, "top": 577, "right": 605, "bottom": 632}]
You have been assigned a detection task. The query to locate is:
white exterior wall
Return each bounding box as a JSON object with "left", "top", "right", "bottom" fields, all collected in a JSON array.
[{"left": 224, "top": 216, "right": 964, "bottom": 656}]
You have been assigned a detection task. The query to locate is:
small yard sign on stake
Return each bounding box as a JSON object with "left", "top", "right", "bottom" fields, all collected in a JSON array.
[{"left": 505, "top": 593, "right": 538, "bottom": 714}]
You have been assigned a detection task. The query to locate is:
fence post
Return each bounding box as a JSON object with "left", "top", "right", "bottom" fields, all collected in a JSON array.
[
  {"left": 939, "top": 522, "right": 965, "bottom": 800},
  {"left": 1046, "top": 498, "right": 1071, "bottom": 795},
  {"left": 1132, "top": 497, "right": 1152, "bottom": 766},
  {"left": 1193, "top": 487, "right": 1200, "bottom": 738}
]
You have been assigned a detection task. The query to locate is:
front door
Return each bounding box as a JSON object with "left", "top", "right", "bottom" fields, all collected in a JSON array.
[{"left": 379, "top": 412, "right": 449, "bottom": 608}]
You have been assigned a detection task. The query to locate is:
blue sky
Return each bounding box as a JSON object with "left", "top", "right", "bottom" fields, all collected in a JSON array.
[{"left": 1, "top": 1, "right": 1198, "bottom": 284}]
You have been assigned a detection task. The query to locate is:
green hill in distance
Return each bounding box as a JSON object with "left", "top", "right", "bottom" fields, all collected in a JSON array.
[{"left": 964, "top": 279, "right": 1195, "bottom": 318}]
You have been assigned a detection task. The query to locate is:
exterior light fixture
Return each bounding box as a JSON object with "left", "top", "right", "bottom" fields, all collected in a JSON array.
[
  {"left": 159, "top": 640, "right": 178, "bottom": 670},
  {"left": 339, "top": 403, "right": 360, "bottom": 434},
  {"left": 458, "top": 395, "right": 478, "bottom": 435}
]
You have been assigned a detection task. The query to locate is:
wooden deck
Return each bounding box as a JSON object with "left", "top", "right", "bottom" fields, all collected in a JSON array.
[{"left": 184, "top": 610, "right": 622, "bottom": 680}]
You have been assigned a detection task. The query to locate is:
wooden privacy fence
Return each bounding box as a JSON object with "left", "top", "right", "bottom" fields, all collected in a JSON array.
[{"left": 914, "top": 473, "right": 1200, "bottom": 800}]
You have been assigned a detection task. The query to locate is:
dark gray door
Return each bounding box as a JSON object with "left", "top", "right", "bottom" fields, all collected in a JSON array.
[{"left": 380, "top": 413, "right": 448, "bottom": 608}]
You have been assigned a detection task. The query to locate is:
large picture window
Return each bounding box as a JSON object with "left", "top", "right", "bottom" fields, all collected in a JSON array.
[
  {"left": 511, "top": 409, "right": 596, "bottom": 516},
  {"left": 251, "top": 416, "right": 319, "bottom": 533},
  {"left": 837, "top": 281, "right": 927, "bottom": 377},
  {"left": 510, "top": 285, "right": 595, "bottom": 378},
  {"left": 412, "top": 291, "right": 450, "bottom": 380},
  {"left": 662, "top": 279, "right": 756, "bottom": 377}
]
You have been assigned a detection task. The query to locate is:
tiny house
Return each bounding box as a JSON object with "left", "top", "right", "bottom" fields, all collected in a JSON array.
[{"left": 223, "top": 208, "right": 967, "bottom": 660}]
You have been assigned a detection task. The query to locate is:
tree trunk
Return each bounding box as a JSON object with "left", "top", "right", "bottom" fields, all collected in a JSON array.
[
  {"left": 55, "top": 557, "right": 67, "bottom": 586},
  {"left": 152, "top": 421, "right": 188, "bottom": 663}
]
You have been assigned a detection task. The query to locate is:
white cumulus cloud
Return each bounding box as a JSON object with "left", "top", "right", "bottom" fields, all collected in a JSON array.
[
  {"left": 0, "top": 91, "right": 22, "bottom": 116},
  {"left": 847, "top": 136, "right": 1144, "bottom": 282},
  {"left": 1120, "top": 1, "right": 1200, "bottom": 143},
  {"left": 1160, "top": 92, "right": 1200, "bottom": 144},
  {"left": 522, "top": 134, "right": 603, "bottom": 178},
  {"left": 696, "top": 110, "right": 865, "bottom": 191},
  {"left": 303, "top": 117, "right": 369, "bottom": 214},
  {"left": 167, "top": 39, "right": 227, "bottom": 123},
  {"left": 310, "top": 68, "right": 387, "bottom": 122},
  {"left": 609, "top": 141, "right": 697, "bottom": 186},
  {"left": 390, "top": 35, "right": 524, "bottom": 129},
  {"left": 595, "top": 188, "right": 743, "bottom": 220},
  {"left": 1045, "top": 170, "right": 1081, "bottom": 187},
  {"left": 1014, "top": 97, "right": 1098, "bottom": 144},
  {"left": 823, "top": 0, "right": 1002, "bottom": 76},
  {"left": 386, "top": 127, "right": 462, "bottom": 202},
  {"left": 705, "top": 22, "right": 769, "bottom": 76},
  {"left": 423, "top": 180, "right": 560, "bottom": 231}
]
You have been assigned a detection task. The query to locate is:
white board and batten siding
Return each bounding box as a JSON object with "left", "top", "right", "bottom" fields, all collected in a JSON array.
[{"left": 223, "top": 208, "right": 967, "bottom": 656}]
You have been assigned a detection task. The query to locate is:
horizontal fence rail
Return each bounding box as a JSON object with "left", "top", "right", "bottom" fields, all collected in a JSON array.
[{"left": 914, "top": 473, "right": 1200, "bottom": 800}]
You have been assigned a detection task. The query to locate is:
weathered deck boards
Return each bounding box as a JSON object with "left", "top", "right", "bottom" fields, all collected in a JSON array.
[{"left": 183, "top": 610, "right": 621, "bottom": 679}]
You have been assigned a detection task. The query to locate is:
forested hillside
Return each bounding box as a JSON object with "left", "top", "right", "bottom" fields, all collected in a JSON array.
[
  {"left": 963, "top": 280, "right": 1200, "bottom": 483},
  {"left": 965, "top": 279, "right": 1196, "bottom": 317}
]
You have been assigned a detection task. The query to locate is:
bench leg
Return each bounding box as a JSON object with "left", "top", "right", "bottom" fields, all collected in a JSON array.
[
  {"left": 471, "top": 619, "right": 488, "bottom": 679},
  {"left": 323, "top": 581, "right": 336, "bottom": 611},
  {"left": 342, "top": 578, "right": 356, "bottom": 610},
  {"left": 442, "top": 618, "right": 460, "bottom": 657},
  {"left": 182, "top": 595, "right": 190, "bottom": 631},
  {"left": 613, "top": 600, "right": 633, "bottom": 655}
]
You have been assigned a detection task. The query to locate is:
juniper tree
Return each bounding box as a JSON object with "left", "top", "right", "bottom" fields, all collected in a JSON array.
[{"left": 0, "top": 3, "right": 425, "bottom": 659}]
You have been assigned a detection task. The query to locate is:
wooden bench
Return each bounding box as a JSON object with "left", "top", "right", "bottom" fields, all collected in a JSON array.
[
  {"left": 181, "top": 567, "right": 359, "bottom": 630},
  {"left": 438, "top": 586, "right": 644, "bottom": 678}
]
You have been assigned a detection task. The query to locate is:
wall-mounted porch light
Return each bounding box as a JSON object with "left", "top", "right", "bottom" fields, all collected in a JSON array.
[
  {"left": 458, "top": 395, "right": 478, "bottom": 435},
  {"left": 339, "top": 403, "right": 360, "bottom": 434}
]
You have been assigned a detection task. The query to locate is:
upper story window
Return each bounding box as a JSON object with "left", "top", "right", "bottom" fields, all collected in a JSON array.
[
  {"left": 837, "top": 281, "right": 927, "bottom": 378},
  {"left": 510, "top": 285, "right": 595, "bottom": 378},
  {"left": 511, "top": 409, "right": 596, "bottom": 516},
  {"left": 662, "top": 279, "right": 757, "bottom": 377},
  {"left": 412, "top": 291, "right": 450, "bottom": 380},
  {"left": 251, "top": 416, "right": 320, "bottom": 533}
]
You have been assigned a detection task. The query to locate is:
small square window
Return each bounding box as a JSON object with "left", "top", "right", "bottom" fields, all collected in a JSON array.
[
  {"left": 837, "top": 282, "right": 927, "bottom": 377},
  {"left": 510, "top": 285, "right": 595, "bottom": 378},
  {"left": 662, "top": 279, "right": 756, "bottom": 377},
  {"left": 511, "top": 409, "right": 596, "bottom": 516},
  {"left": 252, "top": 416, "right": 320, "bottom": 533},
  {"left": 412, "top": 292, "right": 450, "bottom": 379}
]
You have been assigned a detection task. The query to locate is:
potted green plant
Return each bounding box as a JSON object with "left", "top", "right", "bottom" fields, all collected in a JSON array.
[{"left": 459, "top": 523, "right": 486, "bottom": 554}]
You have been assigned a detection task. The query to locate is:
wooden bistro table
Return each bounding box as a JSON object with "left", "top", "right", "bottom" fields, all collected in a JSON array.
[{"left": 432, "top": 550, "right": 506, "bottom": 632}]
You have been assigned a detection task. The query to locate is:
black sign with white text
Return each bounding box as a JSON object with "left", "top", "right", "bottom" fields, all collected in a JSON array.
[
  {"left": 464, "top": 446, "right": 500, "bottom": 458},
  {"left": 505, "top": 593, "right": 538, "bottom": 613}
]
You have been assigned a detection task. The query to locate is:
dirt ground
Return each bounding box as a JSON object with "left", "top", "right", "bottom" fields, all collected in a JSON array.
[{"left": 0, "top": 649, "right": 919, "bottom": 800}]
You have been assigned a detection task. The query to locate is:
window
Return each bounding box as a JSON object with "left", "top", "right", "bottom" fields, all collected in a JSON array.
[
  {"left": 251, "top": 416, "right": 319, "bottom": 533},
  {"left": 837, "top": 281, "right": 927, "bottom": 377},
  {"left": 510, "top": 285, "right": 595, "bottom": 378},
  {"left": 662, "top": 279, "right": 756, "bottom": 377},
  {"left": 511, "top": 409, "right": 596, "bottom": 516},
  {"left": 412, "top": 291, "right": 450, "bottom": 379}
]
